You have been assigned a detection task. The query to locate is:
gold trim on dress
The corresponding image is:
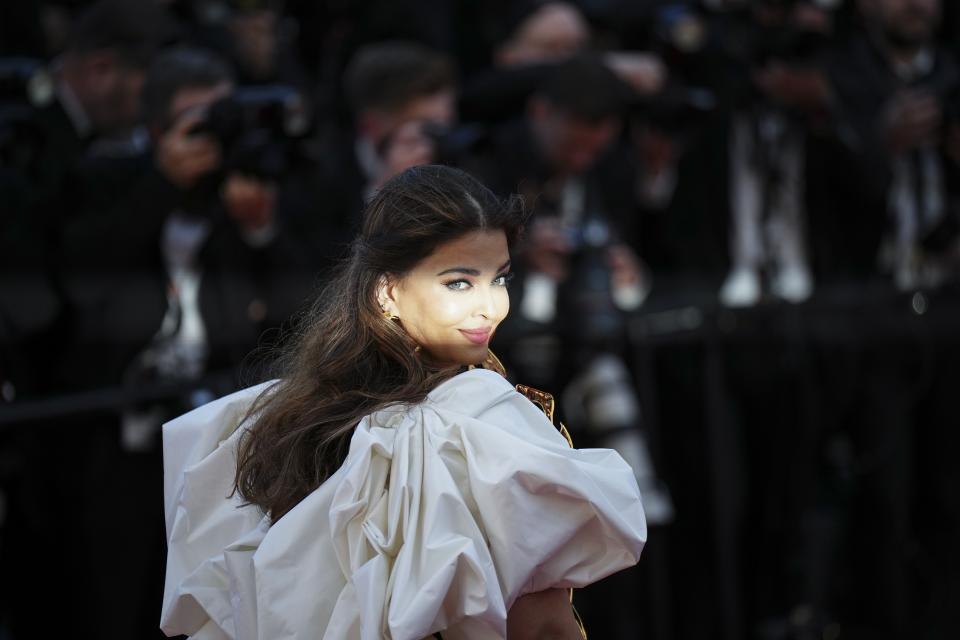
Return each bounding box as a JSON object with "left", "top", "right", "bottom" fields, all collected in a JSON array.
[{"left": 474, "top": 350, "right": 508, "bottom": 376}]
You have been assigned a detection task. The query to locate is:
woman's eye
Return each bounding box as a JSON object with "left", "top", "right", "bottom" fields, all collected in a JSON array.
[
  {"left": 445, "top": 280, "right": 471, "bottom": 291},
  {"left": 493, "top": 272, "right": 514, "bottom": 287}
]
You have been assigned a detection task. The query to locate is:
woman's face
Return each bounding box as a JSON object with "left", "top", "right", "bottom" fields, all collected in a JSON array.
[{"left": 381, "top": 229, "right": 512, "bottom": 367}]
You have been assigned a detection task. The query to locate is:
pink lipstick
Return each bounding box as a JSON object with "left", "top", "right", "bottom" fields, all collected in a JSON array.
[{"left": 459, "top": 328, "right": 491, "bottom": 345}]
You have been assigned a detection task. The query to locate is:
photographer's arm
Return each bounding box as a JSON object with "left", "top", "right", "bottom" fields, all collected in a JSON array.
[{"left": 60, "top": 112, "right": 219, "bottom": 269}]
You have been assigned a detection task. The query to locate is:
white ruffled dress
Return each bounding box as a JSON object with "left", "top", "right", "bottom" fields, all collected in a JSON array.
[{"left": 160, "top": 367, "right": 647, "bottom": 639}]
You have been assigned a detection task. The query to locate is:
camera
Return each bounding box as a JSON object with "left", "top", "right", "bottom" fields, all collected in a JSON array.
[
  {"left": 728, "top": 0, "right": 835, "bottom": 66},
  {"left": 556, "top": 215, "right": 627, "bottom": 348},
  {"left": 387, "top": 121, "right": 488, "bottom": 167},
  {"left": 189, "top": 84, "right": 309, "bottom": 180},
  {"left": 629, "top": 82, "right": 717, "bottom": 136}
]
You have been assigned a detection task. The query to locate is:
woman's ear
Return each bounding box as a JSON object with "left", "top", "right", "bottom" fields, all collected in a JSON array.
[{"left": 377, "top": 275, "right": 400, "bottom": 318}]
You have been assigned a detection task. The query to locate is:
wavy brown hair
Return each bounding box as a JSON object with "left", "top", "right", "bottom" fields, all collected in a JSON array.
[{"left": 234, "top": 165, "right": 525, "bottom": 522}]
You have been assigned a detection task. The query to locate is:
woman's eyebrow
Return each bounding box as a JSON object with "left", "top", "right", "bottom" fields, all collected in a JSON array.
[
  {"left": 436, "top": 260, "right": 512, "bottom": 277},
  {"left": 436, "top": 267, "right": 480, "bottom": 276}
]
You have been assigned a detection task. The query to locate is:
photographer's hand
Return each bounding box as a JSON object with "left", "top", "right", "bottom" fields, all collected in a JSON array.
[
  {"left": 608, "top": 244, "right": 650, "bottom": 311},
  {"left": 156, "top": 111, "right": 222, "bottom": 190},
  {"left": 222, "top": 173, "right": 276, "bottom": 235},
  {"left": 884, "top": 90, "right": 942, "bottom": 154},
  {"left": 605, "top": 52, "right": 667, "bottom": 96}
]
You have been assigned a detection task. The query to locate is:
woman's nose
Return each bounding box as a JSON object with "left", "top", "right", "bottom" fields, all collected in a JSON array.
[{"left": 476, "top": 285, "right": 497, "bottom": 319}]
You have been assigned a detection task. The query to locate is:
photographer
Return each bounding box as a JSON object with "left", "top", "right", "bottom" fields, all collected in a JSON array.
[
  {"left": 462, "top": 53, "right": 669, "bottom": 491},
  {"left": 307, "top": 41, "right": 457, "bottom": 234},
  {"left": 461, "top": 55, "right": 649, "bottom": 346},
  {"left": 702, "top": 0, "right": 838, "bottom": 306},
  {"left": 802, "top": 0, "right": 960, "bottom": 635},
  {"left": 0, "top": 3, "right": 179, "bottom": 636},
  {"left": 811, "top": 0, "right": 960, "bottom": 286},
  {"left": 3, "top": 45, "right": 318, "bottom": 639},
  {"left": 0, "top": 0, "right": 176, "bottom": 399},
  {"left": 178, "top": 0, "right": 312, "bottom": 91},
  {"left": 459, "top": 53, "right": 671, "bottom": 638},
  {"left": 458, "top": 1, "right": 592, "bottom": 124},
  {"left": 61, "top": 45, "right": 317, "bottom": 399},
  {"left": 460, "top": 1, "right": 667, "bottom": 125}
]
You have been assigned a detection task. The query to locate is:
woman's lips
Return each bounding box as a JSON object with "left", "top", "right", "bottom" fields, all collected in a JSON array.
[{"left": 459, "top": 328, "right": 491, "bottom": 345}]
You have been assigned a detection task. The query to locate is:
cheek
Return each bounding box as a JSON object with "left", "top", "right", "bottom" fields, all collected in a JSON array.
[
  {"left": 401, "top": 287, "right": 466, "bottom": 338},
  {"left": 428, "top": 296, "right": 472, "bottom": 327},
  {"left": 494, "top": 289, "right": 510, "bottom": 322}
]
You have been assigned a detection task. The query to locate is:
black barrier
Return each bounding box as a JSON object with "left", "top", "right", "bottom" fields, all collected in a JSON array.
[
  {"left": 0, "top": 370, "right": 242, "bottom": 427},
  {"left": 628, "top": 279, "right": 960, "bottom": 640}
]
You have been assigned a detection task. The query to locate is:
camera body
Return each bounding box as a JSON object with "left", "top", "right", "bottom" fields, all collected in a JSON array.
[
  {"left": 556, "top": 215, "right": 627, "bottom": 348},
  {"left": 188, "top": 84, "right": 309, "bottom": 180}
]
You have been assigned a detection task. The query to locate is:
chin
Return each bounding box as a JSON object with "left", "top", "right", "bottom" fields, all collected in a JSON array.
[{"left": 435, "top": 344, "right": 489, "bottom": 368}]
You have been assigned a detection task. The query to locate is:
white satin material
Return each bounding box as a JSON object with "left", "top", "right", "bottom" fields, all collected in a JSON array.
[{"left": 160, "top": 368, "right": 646, "bottom": 639}]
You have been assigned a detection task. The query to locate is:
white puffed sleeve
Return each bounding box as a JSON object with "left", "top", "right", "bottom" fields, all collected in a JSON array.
[
  {"left": 322, "top": 368, "right": 647, "bottom": 640},
  {"left": 160, "top": 381, "right": 274, "bottom": 639},
  {"left": 433, "top": 370, "right": 647, "bottom": 598}
]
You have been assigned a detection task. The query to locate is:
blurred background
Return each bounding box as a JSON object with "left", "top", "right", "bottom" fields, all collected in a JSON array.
[{"left": 1, "top": 0, "right": 959, "bottom": 638}]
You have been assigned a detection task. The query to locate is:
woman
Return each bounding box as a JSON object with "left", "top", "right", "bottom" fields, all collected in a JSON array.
[{"left": 160, "top": 165, "right": 646, "bottom": 639}]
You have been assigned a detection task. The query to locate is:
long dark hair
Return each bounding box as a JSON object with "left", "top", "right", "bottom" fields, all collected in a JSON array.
[{"left": 235, "top": 165, "right": 525, "bottom": 521}]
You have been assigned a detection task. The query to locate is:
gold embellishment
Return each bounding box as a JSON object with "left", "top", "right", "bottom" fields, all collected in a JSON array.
[
  {"left": 557, "top": 422, "right": 575, "bottom": 449},
  {"left": 572, "top": 603, "right": 588, "bottom": 639},
  {"left": 514, "top": 383, "right": 556, "bottom": 424},
  {"left": 474, "top": 350, "right": 507, "bottom": 376}
]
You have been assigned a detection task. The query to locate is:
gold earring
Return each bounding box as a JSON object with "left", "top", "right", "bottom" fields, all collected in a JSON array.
[{"left": 383, "top": 309, "right": 397, "bottom": 320}]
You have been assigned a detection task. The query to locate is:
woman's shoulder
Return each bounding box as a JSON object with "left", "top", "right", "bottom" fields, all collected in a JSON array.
[
  {"left": 423, "top": 367, "right": 537, "bottom": 420},
  {"left": 409, "top": 367, "right": 575, "bottom": 451}
]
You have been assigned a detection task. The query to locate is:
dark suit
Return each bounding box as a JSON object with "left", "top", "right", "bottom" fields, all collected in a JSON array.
[{"left": 807, "top": 34, "right": 960, "bottom": 280}]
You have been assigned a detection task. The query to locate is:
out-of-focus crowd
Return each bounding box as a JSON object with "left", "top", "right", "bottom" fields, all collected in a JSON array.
[
  {"left": 1, "top": 1, "right": 959, "bottom": 639},
  {"left": 2, "top": 0, "right": 959, "bottom": 401}
]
